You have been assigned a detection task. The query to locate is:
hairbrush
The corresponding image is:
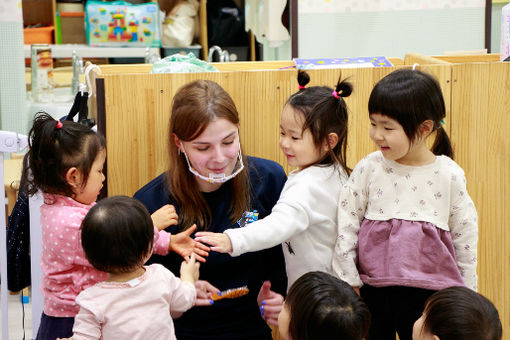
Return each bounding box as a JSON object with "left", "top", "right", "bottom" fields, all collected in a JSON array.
[{"left": 211, "top": 285, "right": 249, "bottom": 301}]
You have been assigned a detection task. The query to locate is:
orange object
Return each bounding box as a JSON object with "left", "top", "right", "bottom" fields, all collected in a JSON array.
[
  {"left": 211, "top": 286, "right": 249, "bottom": 301},
  {"left": 24, "top": 26, "right": 54, "bottom": 44},
  {"left": 59, "top": 12, "right": 85, "bottom": 17}
]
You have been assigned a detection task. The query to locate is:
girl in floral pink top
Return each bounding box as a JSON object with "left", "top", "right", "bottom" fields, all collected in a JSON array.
[
  {"left": 26, "top": 113, "right": 207, "bottom": 340},
  {"left": 333, "top": 69, "right": 478, "bottom": 340}
]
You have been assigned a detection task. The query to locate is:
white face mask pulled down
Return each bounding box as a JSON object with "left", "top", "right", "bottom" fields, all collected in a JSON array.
[{"left": 181, "top": 145, "right": 245, "bottom": 183}]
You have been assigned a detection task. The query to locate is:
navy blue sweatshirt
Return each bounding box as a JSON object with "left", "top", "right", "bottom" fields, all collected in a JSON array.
[{"left": 134, "top": 157, "right": 288, "bottom": 340}]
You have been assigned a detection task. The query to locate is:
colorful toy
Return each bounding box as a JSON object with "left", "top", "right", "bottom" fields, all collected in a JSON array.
[
  {"left": 85, "top": 0, "right": 161, "bottom": 47},
  {"left": 211, "top": 286, "right": 249, "bottom": 301}
]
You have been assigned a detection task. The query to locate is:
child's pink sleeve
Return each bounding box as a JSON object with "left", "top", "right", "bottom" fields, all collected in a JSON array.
[{"left": 152, "top": 228, "right": 171, "bottom": 255}]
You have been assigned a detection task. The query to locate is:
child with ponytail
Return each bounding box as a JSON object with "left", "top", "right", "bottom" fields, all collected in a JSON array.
[
  {"left": 333, "top": 69, "right": 478, "bottom": 340},
  {"left": 26, "top": 113, "right": 203, "bottom": 339},
  {"left": 196, "top": 70, "right": 353, "bottom": 288}
]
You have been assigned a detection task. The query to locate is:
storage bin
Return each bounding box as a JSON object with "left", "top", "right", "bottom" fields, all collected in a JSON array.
[{"left": 23, "top": 26, "right": 54, "bottom": 44}]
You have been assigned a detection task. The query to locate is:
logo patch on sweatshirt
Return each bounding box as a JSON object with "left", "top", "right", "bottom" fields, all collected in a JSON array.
[{"left": 237, "top": 210, "right": 259, "bottom": 227}]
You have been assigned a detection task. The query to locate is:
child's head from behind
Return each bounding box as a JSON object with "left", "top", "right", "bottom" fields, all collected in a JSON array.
[
  {"left": 413, "top": 286, "right": 502, "bottom": 340},
  {"left": 278, "top": 271, "right": 370, "bottom": 340},
  {"left": 26, "top": 112, "right": 106, "bottom": 204},
  {"left": 368, "top": 69, "right": 453, "bottom": 159},
  {"left": 81, "top": 196, "right": 154, "bottom": 274},
  {"left": 281, "top": 71, "right": 352, "bottom": 172}
]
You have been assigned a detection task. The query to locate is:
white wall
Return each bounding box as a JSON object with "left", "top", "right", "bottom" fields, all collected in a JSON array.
[{"left": 297, "top": 0, "right": 486, "bottom": 59}]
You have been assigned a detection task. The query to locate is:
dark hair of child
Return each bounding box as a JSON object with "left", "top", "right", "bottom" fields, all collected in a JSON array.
[
  {"left": 368, "top": 68, "right": 454, "bottom": 159},
  {"left": 286, "top": 70, "right": 353, "bottom": 175},
  {"left": 81, "top": 196, "right": 154, "bottom": 274},
  {"left": 285, "top": 271, "right": 370, "bottom": 340},
  {"left": 25, "top": 112, "right": 106, "bottom": 197},
  {"left": 421, "top": 286, "right": 502, "bottom": 340}
]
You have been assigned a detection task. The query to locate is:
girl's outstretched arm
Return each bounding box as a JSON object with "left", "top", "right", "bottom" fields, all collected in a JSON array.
[
  {"left": 170, "top": 225, "right": 210, "bottom": 263},
  {"left": 198, "top": 167, "right": 338, "bottom": 256},
  {"left": 153, "top": 223, "right": 210, "bottom": 262}
]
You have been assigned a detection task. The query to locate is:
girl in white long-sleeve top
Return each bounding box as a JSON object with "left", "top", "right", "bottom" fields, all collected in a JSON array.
[
  {"left": 333, "top": 69, "right": 478, "bottom": 340},
  {"left": 195, "top": 70, "right": 353, "bottom": 288}
]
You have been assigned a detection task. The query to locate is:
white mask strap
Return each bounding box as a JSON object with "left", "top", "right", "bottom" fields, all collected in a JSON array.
[{"left": 181, "top": 144, "right": 244, "bottom": 183}]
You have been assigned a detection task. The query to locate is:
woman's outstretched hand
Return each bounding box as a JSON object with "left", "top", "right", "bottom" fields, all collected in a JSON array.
[
  {"left": 194, "top": 231, "right": 233, "bottom": 253},
  {"left": 257, "top": 281, "right": 284, "bottom": 327},
  {"left": 195, "top": 280, "right": 220, "bottom": 306},
  {"left": 170, "top": 224, "right": 210, "bottom": 263},
  {"left": 173, "top": 280, "right": 218, "bottom": 318}
]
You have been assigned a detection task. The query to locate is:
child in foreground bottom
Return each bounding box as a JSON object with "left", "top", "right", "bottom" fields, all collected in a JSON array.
[
  {"left": 278, "top": 271, "right": 371, "bottom": 340},
  {"left": 412, "top": 286, "right": 502, "bottom": 340},
  {"left": 70, "top": 196, "right": 199, "bottom": 340}
]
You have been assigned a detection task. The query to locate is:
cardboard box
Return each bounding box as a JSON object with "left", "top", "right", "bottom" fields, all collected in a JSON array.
[{"left": 59, "top": 12, "right": 87, "bottom": 44}]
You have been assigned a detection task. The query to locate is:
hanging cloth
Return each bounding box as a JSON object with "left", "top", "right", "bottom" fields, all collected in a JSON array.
[
  {"left": 6, "top": 154, "right": 31, "bottom": 292},
  {"left": 66, "top": 90, "right": 95, "bottom": 128}
]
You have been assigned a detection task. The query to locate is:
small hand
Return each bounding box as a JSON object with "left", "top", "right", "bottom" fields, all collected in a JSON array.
[
  {"left": 170, "top": 225, "right": 210, "bottom": 263},
  {"left": 194, "top": 231, "right": 233, "bottom": 253},
  {"left": 180, "top": 254, "right": 200, "bottom": 283},
  {"left": 257, "top": 281, "right": 284, "bottom": 327},
  {"left": 151, "top": 204, "right": 178, "bottom": 231},
  {"left": 194, "top": 280, "right": 220, "bottom": 306}
]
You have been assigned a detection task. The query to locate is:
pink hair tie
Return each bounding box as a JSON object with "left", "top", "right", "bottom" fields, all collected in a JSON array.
[
  {"left": 56, "top": 120, "right": 63, "bottom": 129},
  {"left": 298, "top": 85, "right": 306, "bottom": 90},
  {"left": 332, "top": 90, "right": 339, "bottom": 99}
]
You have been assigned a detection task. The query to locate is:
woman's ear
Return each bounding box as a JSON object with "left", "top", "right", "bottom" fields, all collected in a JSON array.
[
  {"left": 173, "top": 133, "right": 184, "bottom": 153},
  {"left": 66, "top": 167, "right": 82, "bottom": 190},
  {"left": 323, "top": 132, "right": 339, "bottom": 152},
  {"left": 420, "top": 120, "right": 434, "bottom": 138}
]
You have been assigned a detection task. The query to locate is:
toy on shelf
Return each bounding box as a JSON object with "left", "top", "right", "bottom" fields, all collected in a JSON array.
[{"left": 85, "top": 0, "right": 161, "bottom": 47}]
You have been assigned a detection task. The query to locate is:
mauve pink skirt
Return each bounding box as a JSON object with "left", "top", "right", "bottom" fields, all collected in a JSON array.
[{"left": 358, "top": 219, "right": 465, "bottom": 290}]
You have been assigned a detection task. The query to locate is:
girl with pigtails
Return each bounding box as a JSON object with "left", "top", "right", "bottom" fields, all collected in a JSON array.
[
  {"left": 26, "top": 113, "right": 205, "bottom": 340},
  {"left": 196, "top": 70, "right": 353, "bottom": 289}
]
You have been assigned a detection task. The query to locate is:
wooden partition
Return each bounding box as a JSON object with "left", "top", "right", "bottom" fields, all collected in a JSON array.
[{"left": 97, "top": 57, "right": 509, "bottom": 339}]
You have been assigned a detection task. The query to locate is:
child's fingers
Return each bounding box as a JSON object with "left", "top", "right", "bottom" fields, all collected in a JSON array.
[
  {"left": 193, "top": 253, "right": 207, "bottom": 263},
  {"left": 184, "top": 224, "right": 197, "bottom": 236},
  {"left": 193, "top": 247, "right": 209, "bottom": 258},
  {"left": 194, "top": 241, "right": 210, "bottom": 252}
]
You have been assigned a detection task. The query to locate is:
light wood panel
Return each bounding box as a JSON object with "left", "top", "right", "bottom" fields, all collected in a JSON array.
[
  {"left": 433, "top": 54, "right": 501, "bottom": 63},
  {"left": 101, "top": 60, "right": 508, "bottom": 340},
  {"left": 103, "top": 66, "right": 450, "bottom": 197},
  {"left": 404, "top": 53, "right": 451, "bottom": 65},
  {"left": 450, "top": 62, "right": 510, "bottom": 339}
]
